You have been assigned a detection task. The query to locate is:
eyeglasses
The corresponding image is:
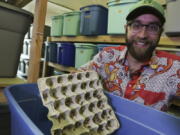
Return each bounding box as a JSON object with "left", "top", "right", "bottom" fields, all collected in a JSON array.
[{"left": 128, "top": 21, "right": 162, "bottom": 34}]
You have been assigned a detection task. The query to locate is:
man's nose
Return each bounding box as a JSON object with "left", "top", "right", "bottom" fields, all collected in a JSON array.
[{"left": 138, "top": 27, "right": 148, "bottom": 38}]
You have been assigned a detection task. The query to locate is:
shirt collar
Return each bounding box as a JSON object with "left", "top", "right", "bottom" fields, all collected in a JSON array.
[{"left": 119, "top": 46, "right": 160, "bottom": 70}]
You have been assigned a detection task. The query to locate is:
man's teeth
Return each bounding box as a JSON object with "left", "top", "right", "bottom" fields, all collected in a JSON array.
[{"left": 137, "top": 42, "right": 146, "bottom": 46}]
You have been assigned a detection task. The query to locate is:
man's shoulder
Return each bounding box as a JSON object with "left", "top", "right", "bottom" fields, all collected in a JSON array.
[{"left": 156, "top": 50, "right": 180, "bottom": 61}]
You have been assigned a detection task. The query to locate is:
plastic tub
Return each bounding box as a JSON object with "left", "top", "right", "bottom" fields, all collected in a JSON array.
[
  {"left": 80, "top": 5, "right": 108, "bottom": 35},
  {"left": 56, "top": 43, "right": 62, "bottom": 65},
  {"left": 107, "top": 0, "right": 139, "bottom": 35},
  {"left": 50, "top": 15, "right": 64, "bottom": 36},
  {"left": 165, "top": 0, "right": 180, "bottom": 36},
  {"left": 4, "top": 84, "right": 52, "bottom": 135},
  {"left": 48, "top": 43, "right": 58, "bottom": 63},
  {"left": 0, "top": 1, "right": 33, "bottom": 77},
  {"left": 4, "top": 83, "right": 180, "bottom": 135},
  {"left": 60, "top": 43, "right": 75, "bottom": 67},
  {"left": 75, "top": 43, "right": 98, "bottom": 68},
  {"left": 63, "top": 12, "right": 80, "bottom": 36}
]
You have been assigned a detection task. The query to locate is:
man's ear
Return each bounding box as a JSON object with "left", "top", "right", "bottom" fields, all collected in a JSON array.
[
  {"left": 124, "top": 24, "right": 128, "bottom": 33},
  {"left": 124, "top": 24, "right": 127, "bottom": 30}
]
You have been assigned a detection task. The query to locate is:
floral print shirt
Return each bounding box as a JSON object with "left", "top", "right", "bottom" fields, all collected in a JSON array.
[{"left": 81, "top": 45, "right": 180, "bottom": 111}]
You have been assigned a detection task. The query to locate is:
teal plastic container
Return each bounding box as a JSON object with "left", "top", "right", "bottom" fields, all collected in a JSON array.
[
  {"left": 51, "top": 15, "right": 63, "bottom": 36},
  {"left": 107, "top": 0, "right": 139, "bottom": 35},
  {"left": 63, "top": 11, "right": 81, "bottom": 36},
  {"left": 75, "top": 43, "right": 98, "bottom": 68}
]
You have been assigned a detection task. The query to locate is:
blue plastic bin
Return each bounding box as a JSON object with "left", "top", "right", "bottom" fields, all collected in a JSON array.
[
  {"left": 56, "top": 43, "right": 62, "bottom": 65},
  {"left": 60, "top": 43, "right": 75, "bottom": 67},
  {"left": 4, "top": 84, "right": 180, "bottom": 135},
  {"left": 4, "top": 84, "right": 52, "bottom": 135},
  {"left": 48, "top": 42, "right": 58, "bottom": 63},
  {"left": 80, "top": 5, "right": 108, "bottom": 35}
]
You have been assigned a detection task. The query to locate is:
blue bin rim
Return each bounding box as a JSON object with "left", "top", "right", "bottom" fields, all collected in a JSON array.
[
  {"left": 80, "top": 4, "right": 108, "bottom": 11},
  {"left": 3, "top": 84, "right": 44, "bottom": 135}
]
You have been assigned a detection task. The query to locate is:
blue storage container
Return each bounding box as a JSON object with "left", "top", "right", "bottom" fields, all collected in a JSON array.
[
  {"left": 48, "top": 43, "right": 58, "bottom": 63},
  {"left": 97, "top": 44, "right": 118, "bottom": 52},
  {"left": 4, "top": 84, "right": 52, "bottom": 135},
  {"left": 56, "top": 43, "right": 62, "bottom": 65},
  {"left": 4, "top": 84, "right": 180, "bottom": 135},
  {"left": 61, "top": 42, "right": 75, "bottom": 67},
  {"left": 80, "top": 5, "right": 108, "bottom": 35}
]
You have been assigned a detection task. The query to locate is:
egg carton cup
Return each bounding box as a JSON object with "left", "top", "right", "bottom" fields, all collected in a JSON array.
[{"left": 37, "top": 71, "right": 120, "bottom": 135}]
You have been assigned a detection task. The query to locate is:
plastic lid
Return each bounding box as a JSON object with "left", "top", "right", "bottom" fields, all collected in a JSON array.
[
  {"left": 0, "top": 1, "right": 33, "bottom": 20},
  {"left": 63, "top": 11, "right": 81, "bottom": 16},
  {"left": 51, "top": 15, "right": 63, "bottom": 19},
  {"left": 80, "top": 5, "right": 107, "bottom": 11},
  {"left": 75, "top": 43, "right": 96, "bottom": 47},
  {"left": 126, "top": 0, "right": 165, "bottom": 24},
  {"left": 108, "top": 0, "right": 139, "bottom": 5}
]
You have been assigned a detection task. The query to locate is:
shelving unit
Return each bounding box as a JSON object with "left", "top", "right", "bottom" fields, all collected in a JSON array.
[
  {"left": 42, "top": 35, "right": 180, "bottom": 76},
  {"left": 42, "top": 35, "right": 180, "bottom": 108},
  {"left": 48, "top": 62, "right": 77, "bottom": 72},
  {"left": 26, "top": 0, "right": 179, "bottom": 83},
  {"left": 47, "top": 35, "right": 180, "bottom": 46}
]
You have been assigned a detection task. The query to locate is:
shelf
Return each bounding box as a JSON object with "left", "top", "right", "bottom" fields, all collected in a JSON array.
[
  {"left": 48, "top": 62, "right": 77, "bottom": 73},
  {"left": 156, "top": 47, "right": 180, "bottom": 52},
  {"left": 47, "top": 35, "right": 180, "bottom": 46},
  {"left": 0, "top": 77, "right": 26, "bottom": 87}
]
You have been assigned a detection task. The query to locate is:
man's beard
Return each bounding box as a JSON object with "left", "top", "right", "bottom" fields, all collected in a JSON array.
[{"left": 126, "top": 37, "right": 157, "bottom": 62}]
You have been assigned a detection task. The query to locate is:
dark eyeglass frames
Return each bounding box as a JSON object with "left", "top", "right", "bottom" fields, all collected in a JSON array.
[{"left": 127, "top": 21, "right": 162, "bottom": 35}]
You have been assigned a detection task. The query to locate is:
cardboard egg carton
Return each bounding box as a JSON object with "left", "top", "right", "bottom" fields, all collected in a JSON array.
[{"left": 37, "top": 71, "right": 120, "bottom": 135}]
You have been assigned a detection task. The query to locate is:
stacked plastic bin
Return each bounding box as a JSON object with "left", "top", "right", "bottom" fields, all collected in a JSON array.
[
  {"left": 48, "top": 42, "right": 58, "bottom": 63},
  {"left": 74, "top": 43, "right": 98, "bottom": 68},
  {"left": 51, "top": 12, "right": 81, "bottom": 36},
  {"left": 57, "top": 43, "right": 75, "bottom": 67},
  {"left": 165, "top": 0, "right": 180, "bottom": 36},
  {"left": 80, "top": 5, "right": 108, "bottom": 35},
  {"left": 51, "top": 15, "right": 64, "bottom": 36},
  {"left": 63, "top": 12, "right": 81, "bottom": 36},
  {"left": 107, "top": 0, "right": 139, "bottom": 35}
]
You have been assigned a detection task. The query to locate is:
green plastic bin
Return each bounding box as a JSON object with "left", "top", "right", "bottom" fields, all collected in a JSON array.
[
  {"left": 63, "top": 11, "right": 81, "bottom": 36},
  {"left": 107, "top": 0, "right": 139, "bottom": 35},
  {"left": 51, "top": 15, "right": 63, "bottom": 36},
  {"left": 75, "top": 43, "right": 98, "bottom": 68}
]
